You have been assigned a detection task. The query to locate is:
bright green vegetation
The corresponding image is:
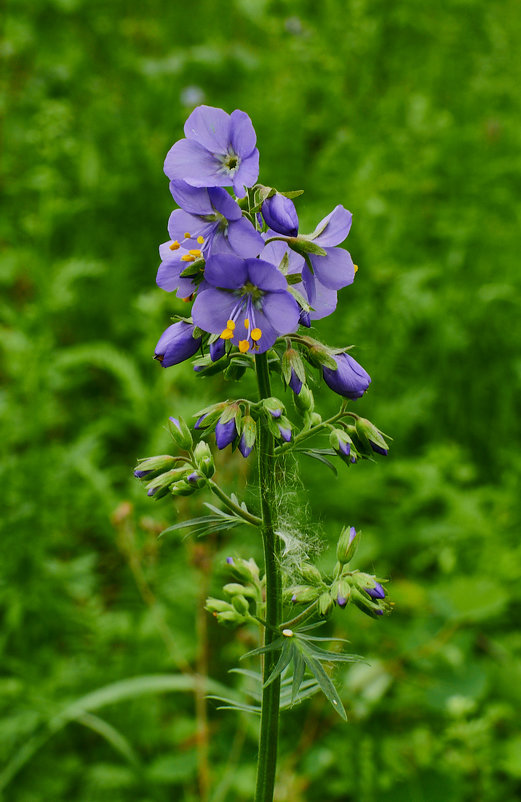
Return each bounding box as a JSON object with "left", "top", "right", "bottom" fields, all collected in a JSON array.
[{"left": 2, "top": 0, "right": 521, "bottom": 800}]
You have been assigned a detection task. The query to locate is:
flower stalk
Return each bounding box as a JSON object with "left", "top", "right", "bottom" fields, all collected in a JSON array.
[{"left": 254, "top": 352, "right": 282, "bottom": 802}]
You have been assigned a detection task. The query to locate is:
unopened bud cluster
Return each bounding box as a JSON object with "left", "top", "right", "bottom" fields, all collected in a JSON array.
[
  {"left": 286, "top": 526, "right": 389, "bottom": 619},
  {"left": 206, "top": 557, "right": 263, "bottom": 627}
]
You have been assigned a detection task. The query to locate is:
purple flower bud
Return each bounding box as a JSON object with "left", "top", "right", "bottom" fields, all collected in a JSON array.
[
  {"left": 187, "top": 471, "right": 202, "bottom": 483},
  {"left": 370, "top": 442, "right": 388, "bottom": 457},
  {"left": 238, "top": 432, "right": 253, "bottom": 458},
  {"left": 147, "top": 486, "right": 157, "bottom": 496},
  {"left": 262, "top": 193, "right": 299, "bottom": 237},
  {"left": 289, "top": 369, "right": 302, "bottom": 395},
  {"left": 278, "top": 424, "right": 292, "bottom": 442},
  {"left": 195, "top": 413, "right": 208, "bottom": 429},
  {"left": 226, "top": 557, "right": 234, "bottom": 565},
  {"left": 338, "top": 439, "right": 350, "bottom": 457},
  {"left": 337, "top": 594, "right": 348, "bottom": 608},
  {"left": 322, "top": 353, "right": 371, "bottom": 399},
  {"left": 365, "top": 582, "right": 386, "bottom": 600},
  {"left": 154, "top": 322, "right": 202, "bottom": 368},
  {"left": 215, "top": 417, "right": 237, "bottom": 450},
  {"left": 291, "top": 594, "right": 297, "bottom": 603},
  {"left": 348, "top": 526, "right": 357, "bottom": 544},
  {"left": 210, "top": 338, "right": 226, "bottom": 362},
  {"left": 134, "top": 469, "right": 152, "bottom": 479}
]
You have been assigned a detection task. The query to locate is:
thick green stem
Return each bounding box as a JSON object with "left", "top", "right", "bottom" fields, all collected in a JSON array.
[{"left": 254, "top": 352, "right": 282, "bottom": 802}]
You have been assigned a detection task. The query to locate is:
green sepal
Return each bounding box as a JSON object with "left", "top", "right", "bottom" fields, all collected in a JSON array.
[
  {"left": 240, "top": 415, "right": 257, "bottom": 450},
  {"left": 179, "top": 258, "right": 205, "bottom": 278},
  {"left": 223, "top": 362, "right": 246, "bottom": 381},
  {"left": 287, "top": 273, "right": 302, "bottom": 285},
  {"left": 280, "top": 189, "right": 304, "bottom": 199},
  {"left": 288, "top": 237, "right": 327, "bottom": 257}
]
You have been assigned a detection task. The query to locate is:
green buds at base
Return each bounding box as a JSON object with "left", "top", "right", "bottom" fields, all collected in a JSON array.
[
  {"left": 336, "top": 526, "right": 359, "bottom": 565},
  {"left": 193, "top": 441, "right": 215, "bottom": 478},
  {"left": 168, "top": 416, "right": 193, "bottom": 450},
  {"left": 355, "top": 417, "right": 390, "bottom": 457},
  {"left": 319, "top": 592, "right": 334, "bottom": 616}
]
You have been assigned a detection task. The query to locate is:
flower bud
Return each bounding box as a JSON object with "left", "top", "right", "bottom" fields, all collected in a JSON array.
[
  {"left": 300, "top": 563, "right": 323, "bottom": 585},
  {"left": 294, "top": 385, "right": 314, "bottom": 411},
  {"left": 144, "top": 467, "right": 189, "bottom": 496},
  {"left": 168, "top": 416, "right": 193, "bottom": 450},
  {"left": 355, "top": 417, "right": 389, "bottom": 456},
  {"left": 319, "top": 592, "right": 334, "bottom": 616},
  {"left": 193, "top": 402, "right": 227, "bottom": 430},
  {"left": 263, "top": 397, "right": 284, "bottom": 418},
  {"left": 336, "top": 526, "right": 359, "bottom": 564},
  {"left": 350, "top": 586, "right": 385, "bottom": 619},
  {"left": 209, "top": 338, "right": 226, "bottom": 362},
  {"left": 170, "top": 480, "right": 196, "bottom": 496},
  {"left": 287, "top": 585, "right": 318, "bottom": 603},
  {"left": 186, "top": 471, "right": 205, "bottom": 488},
  {"left": 154, "top": 321, "right": 202, "bottom": 368},
  {"left": 133, "top": 454, "right": 176, "bottom": 479},
  {"left": 227, "top": 557, "right": 260, "bottom": 584},
  {"left": 262, "top": 193, "right": 299, "bottom": 237},
  {"left": 231, "top": 594, "right": 250, "bottom": 615},
  {"left": 282, "top": 348, "right": 306, "bottom": 395},
  {"left": 329, "top": 429, "right": 353, "bottom": 462},
  {"left": 238, "top": 415, "right": 257, "bottom": 458},
  {"left": 215, "top": 413, "right": 238, "bottom": 450},
  {"left": 335, "top": 578, "right": 351, "bottom": 608},
  {"left": 223, "top": 583, "right": 257, "bottom": 599},
  {"left": 193, "top": 441, "right": 215, "bottom": 477},
  {"left": 276, "top": 417, "right": 292, "bottom": 442},
  {"left": 322, "top": 353, "right": 371, "bottom": 399}
]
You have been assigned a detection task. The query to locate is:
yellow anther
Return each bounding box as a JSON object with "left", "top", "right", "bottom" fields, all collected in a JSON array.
[
  {"left": 244, "top": 318, "right": 250, "bottom": 328},
  {"left": 181, "top": 254, "right": 195, "bottom": 262},
  {"left": 220, "top": 329, "right": 234, "bottom": 340},
  {"left": 238, "top": 340, "right": 250, "bottom": 353},
  {"left": 226, "top": 320, "right": 236, "bottom": 331},
  {"left": 188, "top": 249, "right": 202, "bottom": 257},
  {"left": 354, "top": 263, "right": 359, "bottom": 274},
  {"left": 197, "top": 236, "right": 205, "bottom": 244},
  {"left": 251, "top": 328, "right": 262, "bottom": 341},
  {"left": 184, "top": 231, "right": 191, "bottom": 239},
  {"left": 169, "top": 240, "right": 180, "bottom": 250}
]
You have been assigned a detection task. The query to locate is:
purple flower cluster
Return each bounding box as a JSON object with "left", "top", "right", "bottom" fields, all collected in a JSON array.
[{"left": 153, "top": 104, "right": 371, "bottom": 405}]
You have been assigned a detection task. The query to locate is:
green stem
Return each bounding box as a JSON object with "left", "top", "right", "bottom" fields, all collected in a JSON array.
[
  {"left": 207, "top": 481, "right": 262, "bottom": 527},
  {"left": 281, "top": 599, "right": 319, "bottom": 629},
  {"left": 254, "top": 352, "right": 282, "bottom": 802}
]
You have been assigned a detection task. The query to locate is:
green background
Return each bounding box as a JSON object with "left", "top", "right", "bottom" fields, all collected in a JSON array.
[{"left": 2, "top": 0, "right": 521, "bottom": 799}]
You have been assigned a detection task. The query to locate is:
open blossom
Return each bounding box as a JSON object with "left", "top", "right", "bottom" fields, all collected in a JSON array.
[
  {"left": 164, "top": 105, "right": 259, "bottom": 198},
  {"left": 191, "top": 254, "right": 300, "bottom": 354},
  {"left": 261, "top": 205, "right": 356, "bottom": 320}
]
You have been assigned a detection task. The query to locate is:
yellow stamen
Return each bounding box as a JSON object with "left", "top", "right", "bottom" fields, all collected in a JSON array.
[
  {"left": 354, "top": 264, "right": 358, "bottom": 274},
  {"left": 244, "top": 318, "right": 250, "bottom": 328},
  {"left": 169, "top": 240, "right": 180, "bottom": 250},
  {"left": 197, "top": 236, "right": 205, "bottom": 244},
  {"left": 238, "top": 340, "right": 250, "bottom": 353},
  {"left": 182, "top": 297, "right": 191, "bottom": 303},
  {"left": 188, "top": 249, "right": 202, "bottom": 257},
  {"left": 184, "top": 231, "right": 191, "bottom": 239},
  {"left": 251, "top": 328, "right": 262, "bottom": 341},
  {"left": 226, "top": 320, "right": 236, "bottom": 331},
  {"left": 181, "top": 254, "right": 195, "bottom": 262},
  {"left": 220, "top": 329, "right": 234, "bottom": 340}
]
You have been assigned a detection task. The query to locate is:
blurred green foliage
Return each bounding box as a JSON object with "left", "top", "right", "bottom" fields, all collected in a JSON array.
[{"left": 2, "top": 0, "right": 521, "bottom": 800}]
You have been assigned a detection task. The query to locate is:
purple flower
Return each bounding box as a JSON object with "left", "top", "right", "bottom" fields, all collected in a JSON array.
[
  {"left": 154, "top": 322, "right": 202, "bottom": 368},
  {"left": 365, "top": 582, "right": 386, "bottom": 600},
  {"left": 191, "top": 255, "right": 300, "bottom": 354},
  {"left": 337, "top": 594, "right": 348, "bottom": 608},
  {"left": 215, "top": 417, "right": 237, "bottom": 450},
  {"left": 261, "top": 204, "right": 355, "bottom": 321},
  {"left": 277, "top": 422, "right": 292, "bottom": 442},
  {"left": 168, "top": 180, "right": 264, "bottom": 257},
  {"left": 134, "top": 469, "right": 152, "bottom": 479},
  {"left": 262, "top": 193, "right": 298, "bottom": 237},
  {"left": 370, "top": 441, "right": 388, "bottom": 457},
  {"left": 164, "top": 105, "right": 259, "bottom": 198},
  {"left": 322, "top": 353, "right": 371, "bottom": 399},
  {"left": 226, "top": 557, "right": 234, "bottom": 565}
]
